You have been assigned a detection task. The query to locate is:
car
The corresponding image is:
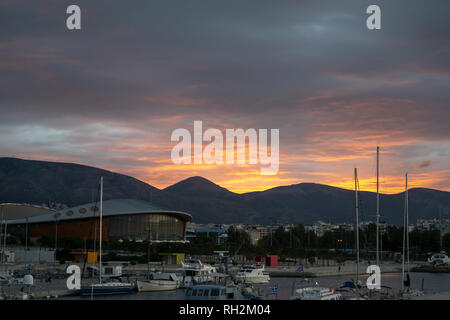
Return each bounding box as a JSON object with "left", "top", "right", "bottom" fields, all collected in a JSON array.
[{"left": 427, "top": 253, "right": 449, "bottom": 266}]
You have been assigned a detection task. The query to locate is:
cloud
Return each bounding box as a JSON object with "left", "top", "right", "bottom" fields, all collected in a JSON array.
[
  {"left": 0, "top": 0, "right": 449, "bottom": 193},
  {"left": 419, "top": 160, "right": 432, "bottom": 169}
]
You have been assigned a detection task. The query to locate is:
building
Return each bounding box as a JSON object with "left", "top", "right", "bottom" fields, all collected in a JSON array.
[
  {"left": 71, "top": 251, "right": 98, "bottom": 263},
  {"left": 254, "top": 254, "right": 278, "bottom": 267},
  {"left": 159, "top": 253, "right": 185, "bottom": 264},
  {"left": 194, "top": 224, "right": 228, "bottom": 245},
  {"left": 245, "top": 225, "right": 270, "bottom": 245},
  {"left": 306, "top": 221, "right": 339, "bottom": 237},
  {"left": 5, "top": 199, "right": 192, "bottom": 243},
  {"left": 416, "top": 218, "right": 450, "bottom": 232}
]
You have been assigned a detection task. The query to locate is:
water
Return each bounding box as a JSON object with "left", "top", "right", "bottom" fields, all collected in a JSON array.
[{"left": 59, "top": 272, "right": 450, "bottom": 300}]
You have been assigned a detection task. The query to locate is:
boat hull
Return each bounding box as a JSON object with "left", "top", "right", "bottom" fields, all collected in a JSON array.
[
  {"left": 136, "top": 280, "right": 178, "bottom": 292},
  {"left": 234, "top": 276, "right": 270, "bottom": 284},
  {"left": 80, "top": 284, "right": 135, "bottom": 296}
]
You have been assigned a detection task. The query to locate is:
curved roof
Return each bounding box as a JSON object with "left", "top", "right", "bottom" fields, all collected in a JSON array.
[
  {"left": 6, "top": 199, "right": 192, "bottom": 224},
  {"left": 0, "top": 203, "right": 56, "bottom": 220}
]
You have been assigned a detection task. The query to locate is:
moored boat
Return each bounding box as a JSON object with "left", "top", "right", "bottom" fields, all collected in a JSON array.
[
  {"left": 81, "top": 282, "right": 135, "bottom": 296},
  {"left": 233, "top": 265, "right": 270, "bottom": 284},
  {"left": 136, "top": 273, "right": 179, "bottom": 292},
  {"left": 290, "top": 284, "right": 342, "bottom": 300},
  {"left": 177, "top": 259, "right": 217, "bottom": 287}
]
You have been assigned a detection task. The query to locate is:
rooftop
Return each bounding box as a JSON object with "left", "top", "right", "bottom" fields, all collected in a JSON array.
[{"left": 6, "top": 199, "right": 192, "bottom": 224}]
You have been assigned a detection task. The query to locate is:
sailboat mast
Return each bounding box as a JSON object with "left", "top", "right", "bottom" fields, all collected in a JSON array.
[
  {"left": 376, "top": 146, "right": 380, "bottom": 266},
  {"left": 406, "top": 174, "right": 410, "bottom": 273},
  {"left": 402, "top": 173, "right": 407, "bottom": 291},
  {"left": 355, "top": 168, "right": 360, "bottom": 282},
  {"left": 99, "top": 176, "right": 103, "bottom": 283}
]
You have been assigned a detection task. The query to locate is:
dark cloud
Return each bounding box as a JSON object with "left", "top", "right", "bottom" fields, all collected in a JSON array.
[
  {"left": 419, "top": 161, "right": 432, "bottom": 169},
  {"left": 0, "top": 0, "right": 449, "bottom": 191}
]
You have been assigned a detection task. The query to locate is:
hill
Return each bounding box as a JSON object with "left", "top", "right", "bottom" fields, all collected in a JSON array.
[{"left": 1, "top": 157, "right": 449, "bottom": 225}]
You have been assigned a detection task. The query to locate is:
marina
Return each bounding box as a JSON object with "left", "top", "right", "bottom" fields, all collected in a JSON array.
[{"left": 1, "top": 257, "right": 449, "bottom": 300}]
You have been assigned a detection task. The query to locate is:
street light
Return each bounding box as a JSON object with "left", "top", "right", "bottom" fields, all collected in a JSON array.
[
  {"left": 145, "top": 225, "right": 152, "bottom": 278},
  {"left": 54, "top": 213, "right": 61, "bottom": 259}
]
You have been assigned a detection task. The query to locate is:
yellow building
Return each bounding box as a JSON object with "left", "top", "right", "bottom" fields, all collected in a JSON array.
[
  {"left": 71, "top": 251, "right": 98, "bottom": 263},
  {"left": 158, "top": 253, "right": 185, "bottom": 265}
]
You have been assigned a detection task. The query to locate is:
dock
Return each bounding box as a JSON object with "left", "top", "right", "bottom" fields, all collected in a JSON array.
[
  {"left": 411, "top": 265, "right": 450, "bottom": 273},
  {"left": 411, "top": 291, "right": 450, "bottom": 300},
  {"left": 267, "top": 262, "right": 405, "bottom": 278}
]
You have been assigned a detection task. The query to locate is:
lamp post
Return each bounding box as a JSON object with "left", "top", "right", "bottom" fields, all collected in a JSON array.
[
  {"left": 54, "top": 213, "right": 61, "bottom": 261},
  {"left": 145, "top": 226, "right": 152, "bottom": 278}
]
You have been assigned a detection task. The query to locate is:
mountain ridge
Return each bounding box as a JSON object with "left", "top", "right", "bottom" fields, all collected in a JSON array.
[{"left": 1, "top": 157, "right": 449, "bottom": 225}]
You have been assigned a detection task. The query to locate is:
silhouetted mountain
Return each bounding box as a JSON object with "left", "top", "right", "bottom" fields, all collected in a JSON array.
[
  {"left": 1, "top": 157, "right": 449, "bottom": 225},
  {"left": 163, "top": 176, "right": 251, "bottom": 223},
  {"left": 165, "top": 176, "right": 236, "bottom": 198},
  {"left": 242, "top": 183, "right": 450, "bottom": 225},
  {"left": 0, "top": 157, "right": 166, "bottom": 208}
]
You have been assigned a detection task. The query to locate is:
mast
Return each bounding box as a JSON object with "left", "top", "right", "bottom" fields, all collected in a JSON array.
[
  {"left": 355, "top": 168, "right": 360, "bottom": 282},
  {"left": 376, "top": 146, "right": 380, "bottom": 266},
  {"left": 99, "top": 176, "right": 103, "bottom": 283},
  {"left": 402, "top": 173, "right": 407, "bottom": 291},
  {"left": 406, "top": 174, "right": 410, "bottom": 274},
  {"left": 0, "top": 207, "right": 3, "bottom": 266}
]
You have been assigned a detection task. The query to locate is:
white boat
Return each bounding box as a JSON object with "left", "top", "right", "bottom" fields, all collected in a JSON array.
[
  {"left": 184, "top": 274, "right": 246, "bottom": 300},
  {"left": 136, "top": 273, "right": 179, "bottom": 292},
  {"left": 290, "top": 282, "right": 342, "bottom": 300},
  {"left": 177, "top": 259, "right": 217, "bottom": 287},
  {"left": 233, "top": 265, "right": 270, "bottom": 284}
]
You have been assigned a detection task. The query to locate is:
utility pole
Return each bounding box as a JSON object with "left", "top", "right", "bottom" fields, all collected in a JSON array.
[
  {"left": 146, "top": 226, "right": 152, "bottom": 278},
  {"left": 289, "top": 228, "right": 292, "bottom": 249},
  {"left": 25, "top": 218, "right": 29, "bottom": 251},
  {"left": 55, "top": 216, "right": 58, "bottom": 253},
  {"left": 270, "top": 226, "right": 272, "bottom": 247}
]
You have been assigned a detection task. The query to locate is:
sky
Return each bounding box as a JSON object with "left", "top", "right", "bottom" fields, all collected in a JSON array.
[{"left": 0, "top": 0, "right": 449, "bottom": 194}]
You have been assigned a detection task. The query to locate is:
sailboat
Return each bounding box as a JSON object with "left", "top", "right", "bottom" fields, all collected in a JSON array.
[
  {"left": 80, "top": 177, "right": 134, "bottom": 296},
  {"left": 399, "top": 173, "right": 423, "bottom": 299},
  {"left": 338, "top": 168, "right": 367, "bottom": 299}
]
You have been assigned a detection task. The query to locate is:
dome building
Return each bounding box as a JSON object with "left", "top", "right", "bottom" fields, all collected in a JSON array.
[{"left": 4, "top": 199, "right": 192, "bottom": 243}]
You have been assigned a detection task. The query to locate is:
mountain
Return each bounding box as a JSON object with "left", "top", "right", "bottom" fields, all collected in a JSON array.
[
  {"left": 163, "top": 176, "right": 256, "bottom": 223},
  {"left": 242, "top": 183, "right": 450, "bottom": 225},
  {"left": 0, "top": 157, "right": 166, "bottom": 208},
  {"left": 165, "top": 176, "right": 236, "bottom": 198},
  {"left": 1, "top": 157, "right": 449, "bottom": 225}
]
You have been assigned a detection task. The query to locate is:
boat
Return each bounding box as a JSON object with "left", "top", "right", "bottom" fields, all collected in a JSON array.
[
  {"left": 81, "top": 282, "right": 135, "bottom": 296},
  {"left": 177, "top": 259, "right": 217, "bottom": 287},
  {"left": 241, "top": 283, "right": 265, "bottom": 300},
  {"left": 184, "top": 273, "right": 246, "bottom": 300},
  {"left": 185, "top": 283, "right": 246, "bottom": 300},
  {"left": 80, "top": 177, "right": 134, "bottom": 296},
  {"left": 136, "top": 273, "right": 179, "bottom": 292},
  {"left": 290, "top": 280, "right": 342, "bottom": 300},
  {"left": 233, "top": 265, "right": 270, "bottom": 284}
]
